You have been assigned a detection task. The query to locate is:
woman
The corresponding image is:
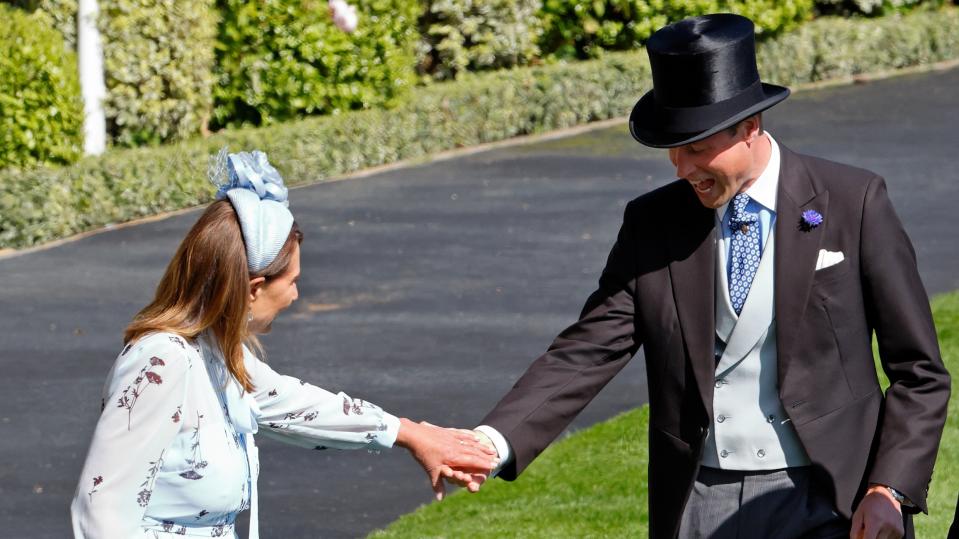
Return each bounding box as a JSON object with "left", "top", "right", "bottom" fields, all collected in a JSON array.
[{"left": 71, "top": 150, "right": 494, "bottom": 538}]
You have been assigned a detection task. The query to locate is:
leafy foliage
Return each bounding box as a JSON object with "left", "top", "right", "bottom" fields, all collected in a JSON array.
[
  {"left": 1, "top": 0, "right": 78, "bottom": 49},
  {"left": 538, "top": 0, "right": 815, "bottom": 59},
  {"left": 99, "top": 0, "right": 218, "bottom": 146},
  {"left": 418, "top": 0, "right": 544, "bottom": 80},
  {"left": 3, "top": 8, "right": 959, "bottom": 249},
  {"left": 0, "top": 4, "right": 83, "bottom": 169},
  {"left": 815, "top": 0, "right": 946, "bottom": 16},
  {"left": 757, "top": 9, "right": 959, "bottom": 84},
  {"left": 212, "top": 0, "right": 421, "bottom": 129}
]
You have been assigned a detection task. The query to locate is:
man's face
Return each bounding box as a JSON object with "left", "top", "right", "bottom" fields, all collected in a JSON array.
[{"left": 668, "top": 127, "right": 757, "bottom": 209}]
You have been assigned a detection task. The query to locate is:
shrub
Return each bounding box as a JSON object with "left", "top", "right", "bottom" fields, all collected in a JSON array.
[
  {"left": 99, "top": 0, "right": 218, "bottom": 147},
  {"left": 538, "top": 0, "right": 815, "bottom": 59},
  {"left": 418, "top": 0, "right": 544, "bottom": 81},
  {"left": 757, "top": 9, "right": 959, "bottom": 84},
  {"left": 0, "top": 4, "right": 84, "bottom": 169},
  {"left": 815, "top": 0, "right": 945, "bottom": 16},
  {"left": 212, "top": 0, "right": 421, "bottom": 129},
  {"left": 1, "top": 0, "right": 77, "bottom": 50},
  {"left": 3, "top": 7, "right": 959, "bottom": 249}
]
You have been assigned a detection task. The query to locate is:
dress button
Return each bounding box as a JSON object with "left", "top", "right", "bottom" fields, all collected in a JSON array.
[
  {"left": 767, "top": 414, "right": 776, "bottom": 423},
  {"left": 720, "top": 450, "right": 729, "bottom": 458},
  {"left": 757, "top": 449, "right": 766, "bottom": 458},
  {"left": 717, "top": 414, "right": 726, "bottom": 423}
]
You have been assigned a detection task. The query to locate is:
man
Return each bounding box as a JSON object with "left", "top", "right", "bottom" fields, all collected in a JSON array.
[{"left": 447, "top": 13, "right": 950, "bottom": 539}]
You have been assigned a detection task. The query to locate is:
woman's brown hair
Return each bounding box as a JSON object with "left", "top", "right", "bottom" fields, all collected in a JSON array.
[{"left": 124, "top": 199, "right": 303, "bottom": 392}]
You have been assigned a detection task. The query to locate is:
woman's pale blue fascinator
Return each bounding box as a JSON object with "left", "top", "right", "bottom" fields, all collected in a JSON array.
[{"left": 209, "top": 148, "right": 294, "bottom": 273}]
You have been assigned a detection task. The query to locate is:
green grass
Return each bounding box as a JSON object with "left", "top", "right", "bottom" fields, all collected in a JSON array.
[
  {"left": 918, "top": 292, "right": 959, "bottom": 538},
  {"left": 370, "top": 291, "right": 958, "bottom": 538}
]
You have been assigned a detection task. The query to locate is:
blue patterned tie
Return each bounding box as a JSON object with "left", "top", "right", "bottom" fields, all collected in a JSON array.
[{"left": 728, "top": 193, "right": 761, "bottom": 315}]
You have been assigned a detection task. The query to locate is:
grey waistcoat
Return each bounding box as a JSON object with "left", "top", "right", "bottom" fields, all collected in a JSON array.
[{"left": 701, "top": 230, "right": 811, "bottom": 470}]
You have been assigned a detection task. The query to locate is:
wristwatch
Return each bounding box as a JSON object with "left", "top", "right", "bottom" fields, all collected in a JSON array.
[{"left": 884, "top": 486, "right": 908, "bottom": 505}]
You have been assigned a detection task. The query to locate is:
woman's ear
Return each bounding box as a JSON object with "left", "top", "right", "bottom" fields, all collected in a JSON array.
[{"left": 249, "top": 276, "right": 267, "bottom": 303}]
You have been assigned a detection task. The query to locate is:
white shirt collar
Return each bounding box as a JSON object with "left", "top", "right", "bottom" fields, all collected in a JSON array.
[{"left": 716, "top": 131, "right": 780, "bottom": 219}]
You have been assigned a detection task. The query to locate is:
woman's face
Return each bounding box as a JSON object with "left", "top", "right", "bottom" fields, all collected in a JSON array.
[{"left": 248, "top": 243, "right": 300, "bottom": 334}]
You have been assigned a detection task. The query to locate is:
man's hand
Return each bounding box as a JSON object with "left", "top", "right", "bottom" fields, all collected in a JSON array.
[
  {"left": 394, "top": 419, "right": 498, "bottom": 500},
  {"left": 438, "top": 430, "right": 497, "bottom": 493},
  {"left": 850, "top": 485, "right": 904, "bottom": 539}
]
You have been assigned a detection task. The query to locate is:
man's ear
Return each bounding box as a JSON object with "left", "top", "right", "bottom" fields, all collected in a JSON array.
[
  {"left": 249, "top": 276, "right": 267, "bottom": 303},
  {"left": 742, "top": 115, "right": 762, "bottom": 145}
]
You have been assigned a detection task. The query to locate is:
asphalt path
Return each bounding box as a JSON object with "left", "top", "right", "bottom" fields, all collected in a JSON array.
[{"left": 1, "top": 67, "right": 957, "bottom": 538}]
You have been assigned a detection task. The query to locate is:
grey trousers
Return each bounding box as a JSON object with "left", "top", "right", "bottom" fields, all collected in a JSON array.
[{"left": 678, "top": 466, "right": 850, "bottom": 539}]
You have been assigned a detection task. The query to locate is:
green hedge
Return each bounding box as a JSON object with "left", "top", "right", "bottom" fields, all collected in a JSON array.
[
  {"left": 100, "top": 0, "right": 218, "bottom": 147},
  {"left": 1, "top": 0, "right": 78, "bottom": 49},
  {"left": 2, "top": 0, "right": 217, "bottom": 149},
  {"left": 815, "top": 0, "right": 945, "bottom": 16},
  {"left": 756, "top": 9, "right": 959, "bottom": 84},
  {"left": 538, "top": 0, "right": 814, "bottom": 60},
  {"left": 0, "top": 4, "right": 84, "bottom": 170},
  {"left": 212, "top": 0, "right": 421, "bottom": 129},
  {"left": 3, "top": 8, "right": 959, "bottom": 250},
  {"left": 418, "top": 0, "right": 544, "bottom": 81}
]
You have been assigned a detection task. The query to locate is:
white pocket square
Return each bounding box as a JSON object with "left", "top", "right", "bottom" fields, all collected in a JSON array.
[{"left": 815, "top": 249, "right": 845, "bottom": 271}]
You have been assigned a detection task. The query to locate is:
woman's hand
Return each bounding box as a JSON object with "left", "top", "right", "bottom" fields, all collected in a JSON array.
[{"left": 395, "top": 419, "right": 498, "bottom": 500}]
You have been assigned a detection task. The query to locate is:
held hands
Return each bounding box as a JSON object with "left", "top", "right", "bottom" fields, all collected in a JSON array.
[
  {"left": 437, "top": 430, "right": 497, "bottom": 494},
  {"left": 850, "top": 485, "right": 904, "bottom": 539},
  {"left": 395, "top": 419, "right": 498, "bottom": 500}
]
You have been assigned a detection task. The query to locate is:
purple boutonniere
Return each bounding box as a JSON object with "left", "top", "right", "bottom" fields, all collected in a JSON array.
[{"left": 799, "top": 209, "right": 823, "bottom": 232}]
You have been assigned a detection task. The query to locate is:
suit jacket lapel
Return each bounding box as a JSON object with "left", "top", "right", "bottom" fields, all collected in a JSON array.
[
  {"left": 714, "top": 233, "right": 737, "bottom": 341},
  {"left": 668, "top": 185, "right": 717, "bottom": 416},
  {"left": 775, "top": 146, "right": 829, "bottom": 386}
]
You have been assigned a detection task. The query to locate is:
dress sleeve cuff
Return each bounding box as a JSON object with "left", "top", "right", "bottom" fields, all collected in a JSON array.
[
  {"left": 475, "top": 425, "right": 513, "bottom": 477},
  {"left": 374, "top": 413, "right": 402, "bottom": 449}
]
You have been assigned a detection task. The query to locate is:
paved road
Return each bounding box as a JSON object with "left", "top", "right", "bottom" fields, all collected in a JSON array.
[{"left": 1, "top": 67, "right": 957, "bottom": 538}]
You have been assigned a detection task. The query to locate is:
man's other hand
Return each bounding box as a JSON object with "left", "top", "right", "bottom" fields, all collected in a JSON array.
[{"left": 850, "top": 485, "right": 904, "bottom": 539}]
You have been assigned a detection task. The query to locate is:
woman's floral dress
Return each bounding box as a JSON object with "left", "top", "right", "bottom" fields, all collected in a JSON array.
[{"left": 71, "top": 332, "right": 400, "bottom": 538}]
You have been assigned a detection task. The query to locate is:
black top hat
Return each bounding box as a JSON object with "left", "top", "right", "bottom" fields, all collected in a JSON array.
[{"left": 629, "top": 13, "right": 789, "bottom": 148}]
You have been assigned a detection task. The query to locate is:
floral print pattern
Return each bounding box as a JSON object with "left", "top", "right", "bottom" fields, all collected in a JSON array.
[
  {"left": 72, "top": 331, "right": 401, "bottom": 538},
  {"left": 137, "top": 450, "right": 165, "bottom": 507},
  {"left": 179, "top": 413, "right": 207, "bottom": 480},
  {"left": 87, "top": 476, "right": 103, "bottom": 500},
  {"left": 117, "top": 357, "right": 166, "bottom": 431}
]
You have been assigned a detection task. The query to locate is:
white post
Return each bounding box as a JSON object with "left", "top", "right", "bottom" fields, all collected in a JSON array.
[{"left": 77, "top": 0, "right": 107, "bottom": 155}]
